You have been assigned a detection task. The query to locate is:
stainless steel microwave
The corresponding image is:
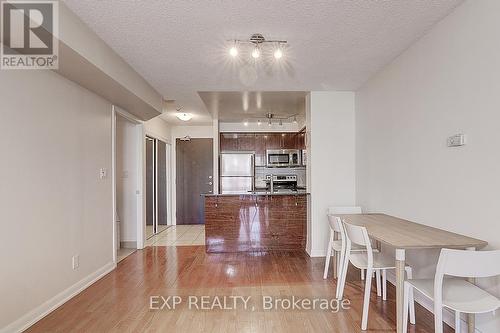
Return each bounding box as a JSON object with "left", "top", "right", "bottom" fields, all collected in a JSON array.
[{"left": 266, "top": 149, "right": 301, "bottom": 167}]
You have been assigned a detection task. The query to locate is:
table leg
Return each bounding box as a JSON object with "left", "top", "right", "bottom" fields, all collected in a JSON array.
[
  {"left": 396, "top": 249, "right": 406, "bottom": 333},
  {"left": 466, "top": 247, "right": 476, "bottom": 333}
]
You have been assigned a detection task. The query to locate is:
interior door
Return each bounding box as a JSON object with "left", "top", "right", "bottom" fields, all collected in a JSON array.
[
  {"left": 176, "top": 138, "right": 213, "bottom": 225},
  {"left": 157, "top": 140, "right": 168, "bottom": 233},
  {"left": 145, "top": 137, "right": 156, "bottom": 238}
]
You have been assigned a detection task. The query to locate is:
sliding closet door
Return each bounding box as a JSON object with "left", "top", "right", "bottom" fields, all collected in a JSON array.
[
  {"left": 145, "top": 137, "right": 156, "bottom": 239},
  {"left": 156, "top": 140, "right": 168, "bottom": 233}
]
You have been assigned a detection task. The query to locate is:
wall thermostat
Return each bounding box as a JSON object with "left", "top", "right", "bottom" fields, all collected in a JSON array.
[{"left": 447, "top": 134, "right": 466, "bottom": 147}]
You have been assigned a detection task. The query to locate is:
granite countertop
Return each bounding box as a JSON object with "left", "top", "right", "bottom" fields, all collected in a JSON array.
[{"left": 202, "top": 190, "right": 309, "bottom": 197}]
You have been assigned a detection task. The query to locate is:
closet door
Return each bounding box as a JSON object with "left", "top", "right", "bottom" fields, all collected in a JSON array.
[
  {"left": 157, "top": 140, "right": 168, "bottom": 233},
  {"left": 145, "top": 137, "right": 156, "bottom": 238}
]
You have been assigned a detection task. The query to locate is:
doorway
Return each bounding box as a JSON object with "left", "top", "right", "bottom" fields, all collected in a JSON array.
[
  {"left": 176, "top": 138, "right": 213, "bottom": 225},
  {"left": 114, "top": 111, "right": 140, "bottom": 262},
  {"left": 145, "top": 136, "right": 169, "bottom": 239}
]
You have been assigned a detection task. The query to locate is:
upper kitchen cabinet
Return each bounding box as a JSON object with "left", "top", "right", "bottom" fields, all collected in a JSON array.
[
  {"left": 237, "top": 133, "right": 256, "bottom": 151},
  {"left": 282, "top": 133, "right": 297, "bottom": 149},
  {"left": 220, "top": 133, "right": 255, "bottom": 152},
  {"left": 220, "top": 132, "right": 305, "bottom": 162},
  {"left": 220, "top": 133, "right": 239, "bottom": 151},
  {"left": 265, "top": 133, "right": 282, "bottom": 150},
  {"left": 296, "top": 131, "right": 306, "bottom": 150}
]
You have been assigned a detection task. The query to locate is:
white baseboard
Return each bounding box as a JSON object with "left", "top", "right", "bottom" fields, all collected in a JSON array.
[
  {"left": 1, "top": 262, "right": 116, "bottom": 333},
  {"left": 307, "top": 248, "right": 327, "bottom": 257}
]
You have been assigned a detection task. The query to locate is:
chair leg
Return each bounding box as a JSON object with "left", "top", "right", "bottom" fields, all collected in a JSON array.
[
  {"left": 361, "top": 268, "right": 373, "bottom": 330},
  {"left": 382, "top": 269, "right": 387, "bottom": 301},
  {"left": 361, "top": 268, "right": 365, "bottom": 280},
  {"left": 376, "top": 269, "right": 381, "bottom": 297},
  {"left": 337, "top": 248, "right": 350, "bottom": 300},
  {"left": 332, "top": 250, "right": 338, "bottom": 279},
  {"left": 434, "top": 303, "right": 444, "bottom": 333},
  {"left": 406, "top": 267, "right": 415, "bottom": 324},
  {"left": 336, "top": 248, "right": 346, "bottom": 299},
  {"left": 323, "top": 236, "right": 333, "bottom": 279},
  {"left": 455, "top": 311, "right": 461, "bottom": 333},
  {"left": 403, "top": 282, "right": 410, "bottom": 333}
]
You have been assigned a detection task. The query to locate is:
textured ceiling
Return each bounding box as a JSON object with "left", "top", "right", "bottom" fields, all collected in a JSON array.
[{"left": 63, "top": 0, "right": 463, "bottom": 125}]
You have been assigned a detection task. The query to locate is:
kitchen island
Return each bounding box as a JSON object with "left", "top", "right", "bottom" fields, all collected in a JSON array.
[{"left": 202, "top": 192, "right": 308, "bottom": 253}]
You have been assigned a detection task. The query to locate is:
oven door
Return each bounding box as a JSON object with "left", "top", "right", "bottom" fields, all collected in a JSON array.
[{"left": 267, "top": 152, "right": 290, "bottom": 167}]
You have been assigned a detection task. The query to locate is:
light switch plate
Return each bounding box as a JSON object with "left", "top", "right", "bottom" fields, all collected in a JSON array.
[
  {"left": 447, "top": 134, "right": 466, "bottom": 147},
  {"left": 100, "top": 168, "right": 107, "bottom": 179},
  {"left": 72, "top": 255, "right": 79, "bottom": 270}
]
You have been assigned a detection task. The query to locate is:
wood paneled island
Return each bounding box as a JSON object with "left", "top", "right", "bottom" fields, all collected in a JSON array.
[{"left": 203, "top": 193, "right": 308, "bottom": 253}]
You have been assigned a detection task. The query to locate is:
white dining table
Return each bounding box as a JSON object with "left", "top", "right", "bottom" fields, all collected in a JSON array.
[{"left": 339, "top": 213, "right": 488, "bottom": 333}]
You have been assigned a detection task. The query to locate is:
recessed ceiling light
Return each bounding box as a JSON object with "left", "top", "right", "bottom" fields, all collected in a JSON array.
[
  {"left": 257, "top": 120, "right": 261, "bottom": 126},
  {"left": 176, "top": 113, "right": 192, "bottom": 121},
  {"left": 229, "top": 46, "right": 238, "bottom": 57},
  {"left": 251, "top": 46, "right": 260, "bottom": 59},
  {"left": 274, "top": 48, "right": 283, "bottom": 59},
  {"left": 243, "top": 121, "right": 248, "bottom": 126}
]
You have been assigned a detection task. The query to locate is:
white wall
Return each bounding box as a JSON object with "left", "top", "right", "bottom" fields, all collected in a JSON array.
[
  {"left": 306, "top": 92, "right": 356, "bottom": 257},
  {"left": 356, "top": 1, "right": 500, "bottom": 331},
  {"left": 115, "top": 115, "right": 139, "bottom": 245},
  {"left": 59, "top": 2, "right": 163, "bottom": 113},
  {"left": 170, "top": 125, "right": 214, "bottom": 225},
  {"left": 144, "top": 117, "right": 172, "bottom": 143},
  {"left": 0, "top": 70, "right": 114, "bottom": 332}
]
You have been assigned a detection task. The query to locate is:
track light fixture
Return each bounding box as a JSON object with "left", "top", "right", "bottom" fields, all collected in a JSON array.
[
  {"left": 228, "top": 33, "right": 287, "bottom": 61},
  {"left": 244, "top": 113, "right": 299, "bottom": 127}
]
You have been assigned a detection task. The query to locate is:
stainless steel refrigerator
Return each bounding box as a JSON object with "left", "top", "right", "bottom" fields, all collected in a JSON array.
[{"left": 220, "top": 152, "right": 255, "bottom": 194}]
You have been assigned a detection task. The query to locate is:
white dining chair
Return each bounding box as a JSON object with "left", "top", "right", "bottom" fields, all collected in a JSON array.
[
  {"left": 403, "top": 248, "right": 500, "bottom": 333},
  {"left": 340, "top": 222, "right": 415, "bottom": 331},
  {"left": 323, "top": 207, "right": 366, "bottom": 283}
]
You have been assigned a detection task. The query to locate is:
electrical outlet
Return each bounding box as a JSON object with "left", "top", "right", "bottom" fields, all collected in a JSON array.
[{"left": 72, "top": 255, "right": 79, "bottom": 270}]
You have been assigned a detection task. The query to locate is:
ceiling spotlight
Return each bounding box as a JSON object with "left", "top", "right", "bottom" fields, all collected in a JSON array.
[
  {"left": 243, "top": 121, "right": 248, "bottom": 127},
  {"left": 176, "top": 113, "right": 192, "bottom": 121},
  {"left": 251, "top": 46, "right": 260, "bottom": 59},
  {"left": 229, "top": 44, "right": 238, "bottom": 57},
  {"left": 257, "top": 119, "right": 261, "bottom": 126},
  {"left": 274, "top": 47, "right": 283, "bottom": 59}
]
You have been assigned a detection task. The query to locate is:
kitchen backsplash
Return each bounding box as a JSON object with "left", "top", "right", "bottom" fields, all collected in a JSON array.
[{"left": 255, "top": 166, "right": 306, "bottom": 189}]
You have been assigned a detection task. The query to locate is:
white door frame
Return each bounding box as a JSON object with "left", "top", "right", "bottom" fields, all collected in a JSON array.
[{"left": 112, "top": 106, "right": 145, "bottom": 263}]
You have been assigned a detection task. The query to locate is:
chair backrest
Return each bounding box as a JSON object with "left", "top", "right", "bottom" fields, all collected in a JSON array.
[
  {"left": 433, "top": 248, "right": 500, "bottom": 321},
  {"left": 327, "top": 214, "right": 344, "bottom": 234},
  {"left": 326, "top": 206, "right": 362, "bottom": 234},
  {"left": 436, "top": 248, "right": 500, "bottom": 279},
  {"left": 343, "top": 222, "right": 371, "bottom": 248}
]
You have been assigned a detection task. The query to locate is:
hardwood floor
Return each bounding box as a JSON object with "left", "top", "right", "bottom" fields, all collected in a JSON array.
[{"left": 26, "top": 246, "right": 451, "bottom": 332}]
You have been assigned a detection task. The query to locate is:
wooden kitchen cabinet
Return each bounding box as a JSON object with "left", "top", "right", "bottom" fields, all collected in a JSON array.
[
  {"left": 265, "top": 133, "right": 282, "bottom": 150},
  {"left": 220, "top": 133, "right": 239, "bottom": 151},
  {"left": 237, "top": 133, "right": 255, "bottom": 151},
  {"left": 282, "top": 133, "right": 297, "bottom": 149},
  {"left": 220, "top": 131, "right": 305, "bottom": 155},
  {"left": 297, "top": 132, "right": 306, "bottom": 150}
]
